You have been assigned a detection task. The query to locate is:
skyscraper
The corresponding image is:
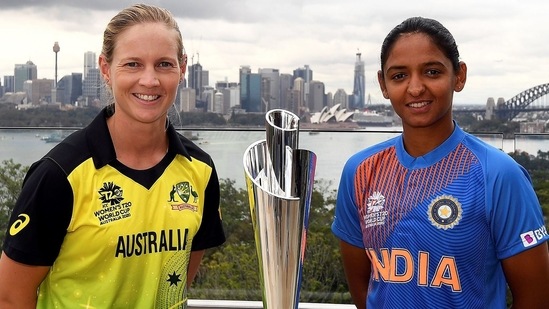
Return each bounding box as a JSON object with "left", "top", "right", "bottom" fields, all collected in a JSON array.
[
  {"left": 279, "top": 73, "right": 293, "bottom": 111},
  {"left": 56, "top": 73, "right": 82, "bottom": 105},
  {"left": 308, "top": 80, "right": 325, "bottom": 113},
  {"left": 292, "top": 77, "right": 305, "bottom": 116},
  {"left": 83, "top": 51, "right": 97, "bottom": 80},
  {"left": 3, "top": 76, "right": 14, "bottom": 93},
  {"left": 239, "top": 66, "right": 261, "bottom": 112},
  {"left": 83, "top": 68, "right": 101, "bottom": 105},
  {"left": 293, "top": 65, "right": 313, "bottom": 105},
  {"left": 258, "top": 68, "right": 280, "bottom": 110},
  {"left": 14, "top": 61, "right": 38, "bottom": 92},
  {"left": 351, "top": 52, "right": 365, "bottom": 110},
  {"left": 333, "top": 89, "right": 349, "bottom": 109}
]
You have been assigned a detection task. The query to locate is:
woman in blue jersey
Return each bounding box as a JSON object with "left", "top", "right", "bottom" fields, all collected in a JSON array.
[
  {"left": 0, "top": 4, "right": 225, "bottom": 308},
  {"left": 332, "top": 17, "right": 549, "bottom": 308}
]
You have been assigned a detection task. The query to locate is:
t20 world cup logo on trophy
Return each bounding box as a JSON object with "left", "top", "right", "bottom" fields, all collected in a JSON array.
[{"left": 243, "top": 109, "right": 317, "bottom": 308}]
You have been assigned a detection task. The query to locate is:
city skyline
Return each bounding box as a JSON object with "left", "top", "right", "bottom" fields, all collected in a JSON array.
[{"left": 1, "top": 0, "right": 548, "bottom": 106}]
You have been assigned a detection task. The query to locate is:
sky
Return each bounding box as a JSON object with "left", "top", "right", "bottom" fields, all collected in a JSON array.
[{"left": 1, "top": 0, "right": 548, "bottom": 106}]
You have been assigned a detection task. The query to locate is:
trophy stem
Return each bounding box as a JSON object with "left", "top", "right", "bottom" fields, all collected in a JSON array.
[{"left": 243, "top": 109, "right": 316, "bottom": 309}]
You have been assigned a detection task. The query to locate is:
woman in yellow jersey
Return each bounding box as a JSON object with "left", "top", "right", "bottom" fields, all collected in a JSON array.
[{"left": 0, "top": 4, "right": 225, "bottom": 308}]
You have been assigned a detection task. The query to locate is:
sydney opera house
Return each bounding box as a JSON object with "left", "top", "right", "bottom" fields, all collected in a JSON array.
[
  {"left": 309, "top": 104, "right": 355, "bottom": 123},
  {"left": 309, "top": 103, "right": 394, "bottom": 127}
]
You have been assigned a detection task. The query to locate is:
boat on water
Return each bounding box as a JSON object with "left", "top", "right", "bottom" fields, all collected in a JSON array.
[
  {"left": 42, "top": 132, "right": 67, "bottom": 143},
  {"left": 182, "top": 131, "right": 200, "bottom": 141},
  {"left": 353, "top": 110, "right": 393, "bottom": 127}
]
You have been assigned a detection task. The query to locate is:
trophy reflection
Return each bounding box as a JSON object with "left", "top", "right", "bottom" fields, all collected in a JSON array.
[{"left": 243, "top": 109, "right": 317, "bottom": 309}]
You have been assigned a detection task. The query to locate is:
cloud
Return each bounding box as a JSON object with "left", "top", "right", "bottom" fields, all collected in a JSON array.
[{"left": 1, "top": 0, "right": 548, "bottom": 106}]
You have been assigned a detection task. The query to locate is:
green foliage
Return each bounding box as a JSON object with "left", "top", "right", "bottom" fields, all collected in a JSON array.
[
  {"left": 0, "top": 147, "right": 547, "bottom": 306},
  {"left": 228, "top": 113, "right": 266, "bottom": 127},
  {"left": 190, "top": 179, "right": 351, "bottom": 303},
  {"left": 179, "top": 112, "right": 227, "bottom": 126},
  {"left": 461, "top": 118, "right": 521, "bottom": 138},
  {"left": 509, "top": 150, "right": 549, "bottom": 219},
  {"left": 0, "top": 160, "right": 28, "bottom": 247},
  {"left": 0, "top": 104, "right": 100, "bottom": 127}
]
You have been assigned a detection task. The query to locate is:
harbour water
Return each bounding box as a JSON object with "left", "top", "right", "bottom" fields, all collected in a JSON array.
[{"left": 1, "top": 128, "right": 548, "bottom": 189}]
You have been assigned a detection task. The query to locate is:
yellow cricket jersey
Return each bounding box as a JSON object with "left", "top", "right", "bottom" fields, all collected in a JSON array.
[{"left": 3, "top": 108, "right": 225, "bottom": 308}]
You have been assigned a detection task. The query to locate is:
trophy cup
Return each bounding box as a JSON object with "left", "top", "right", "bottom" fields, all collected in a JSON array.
[{"left": 243, "top": 109, "right": 317, "bottom": 309}]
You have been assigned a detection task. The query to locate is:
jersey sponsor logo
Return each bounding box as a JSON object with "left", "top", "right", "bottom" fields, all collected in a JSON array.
[
  {"left": 427, "top": 195, "right": 462, "bottom": 230},
  {"left": 115, "top": 228, "right": 189, "bottom": 258},
  {"left": 520, "top": 225, "right": 548, "bottom": 247},
  {"left": 366, "top": 248, "right": 462, "bottom": 292},
  {"left": 95, "top": 182, "right": 133, "bottom": 225},
  {"left": 363, "top": 191, "right": 388, "bottom": 228},
  {"left": 168, "top": 181, "right": 199, "bottom": 212},
  {"left": 9, "top": 214, "right": 30, "bottom": 236}
]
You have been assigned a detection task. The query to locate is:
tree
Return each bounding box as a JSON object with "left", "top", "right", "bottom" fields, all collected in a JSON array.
[
  {"left": 0, "top": 160, "right": 28, "bottom": 247},
  {"left": 190, "top": 178, "right": 351, "bottom": 303}
]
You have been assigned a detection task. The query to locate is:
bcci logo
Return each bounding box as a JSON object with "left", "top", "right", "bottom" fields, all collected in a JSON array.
[
  {"left": 169, "top": 182, "right": 199, "bottom": 212},
  {"left": 427, "top": 195, "right": 462, "bottom": 230}
]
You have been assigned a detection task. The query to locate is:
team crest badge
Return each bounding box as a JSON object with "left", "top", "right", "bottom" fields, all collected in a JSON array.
[
  {"left": 427, "top": 195, "right": 462, "bottom": 230},
  {"left": 169, "top": 181, "right": 199, "bottom": 212}
]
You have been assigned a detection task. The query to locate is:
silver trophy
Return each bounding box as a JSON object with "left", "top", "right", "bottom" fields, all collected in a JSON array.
[{"left": 243, "top": 109, "right": 317, "bottom": 309}]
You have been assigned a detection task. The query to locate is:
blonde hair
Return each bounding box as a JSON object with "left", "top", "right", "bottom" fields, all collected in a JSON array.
[{"left": 101, "top": 3, "right": 185, "bottom": 64}]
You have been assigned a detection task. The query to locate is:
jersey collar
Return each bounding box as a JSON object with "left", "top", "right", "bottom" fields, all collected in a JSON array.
[{"left": 87, "top": 107, "right": 192, "bottom": 169}]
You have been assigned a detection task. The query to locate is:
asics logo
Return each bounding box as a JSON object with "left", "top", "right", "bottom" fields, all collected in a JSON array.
[{"left": 9, "top": 214, "right": 30, "bottom": 236}]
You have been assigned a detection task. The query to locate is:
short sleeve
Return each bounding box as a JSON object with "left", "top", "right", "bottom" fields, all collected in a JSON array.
[
  {"left": 487, "top": 155, "right": 548, "bottom": 259},
  {"left": 2, "top": 159, "right": 73, "bottom": 265},
  {"left": 191, "top": 161, "right": 225, "bottom": 250},
  {"left": 332, "top": 158, "right": 364, "bottom": 248}
]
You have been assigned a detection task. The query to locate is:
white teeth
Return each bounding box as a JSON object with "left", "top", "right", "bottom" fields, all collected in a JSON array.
[
  {"left": 409, "top": 102, "right": 429, "bottom": 108},
  {"left": 135, "top": 94, "right": 160, "bottom": 101}
]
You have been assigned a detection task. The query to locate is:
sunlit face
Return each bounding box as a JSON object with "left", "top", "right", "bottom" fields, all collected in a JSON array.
[
  {"left": 99, "top": 22, "right": 184, "bottom": 127},
  {"left": 378, "top": 33, "right": 466, "bottom": 131}
]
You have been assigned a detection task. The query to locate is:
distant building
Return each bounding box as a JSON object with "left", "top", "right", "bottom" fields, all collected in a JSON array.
[
  {"left": 83, "top": 51, "right": 96, "bottom": 80},
  {"left": 292, "top": 77, "right": 305, "bottom": 116},
  {"left": 259, "top": 68, "right": 280, "bottom": 110},
  {"left": 351, "top": 52, "right": 365, "bottom": 110},
  {"left": 220, "top": 87, "right": 240, "bottom": 114},
  {"left": 57, "top": 73, "right": 83, "bottom": 105},
  {"left": 27, "top": 79, "right": 54, "bottom": 104},
  {"left": 334, "top": 89, "right": 349, "bottom": 109},
  {"left": 293, "top": 65, "right": 312, "bottom": 106},
  {"left": 239, "top": 66, "right": 262, "bottom": 113},
  {"left": 308, "top": 80, "right": 325, "bottom": 113},
  {"left": 3, "top": 76, "right": 14, "bottom": 93},
  {"left": 14, "top": 61, "right": 38, "bottom": 92},
  {"left": 188, "top": 62, "right": 209, "bottom": 96},
  {"left": 215, "top": 80, "right": 238, "bottom": 90},
  {"left": 179, "top": 87, "right": 197, "bottom": 112},
  {"left": 201, "top": 86, "right": 215, "bottom": 113},
  {"left": 279, "top": 73, "right": 293, "bottom": 111},
  {"left": 520, "top": 120, "right": 546, "bottom": 133},
  {"left": 82, "top": 68, "right": 101, "bottom": 105}
]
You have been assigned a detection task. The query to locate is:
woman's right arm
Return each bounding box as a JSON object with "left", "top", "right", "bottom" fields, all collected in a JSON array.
[
  {"left": 339, "top": 240, "right": 370, "bottom": 309},
  {"left": 0, "top": 252, "right": 50, "bottom": 308}
]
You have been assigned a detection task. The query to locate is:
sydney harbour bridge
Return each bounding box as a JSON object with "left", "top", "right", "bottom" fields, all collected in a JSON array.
[{"left": 453, "top": 83, "right": 549, "bottom": 121}]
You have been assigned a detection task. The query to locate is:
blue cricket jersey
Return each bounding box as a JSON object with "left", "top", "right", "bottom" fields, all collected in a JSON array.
[{"left": 332, "top": 124, "right": 548, "bottom": 308}]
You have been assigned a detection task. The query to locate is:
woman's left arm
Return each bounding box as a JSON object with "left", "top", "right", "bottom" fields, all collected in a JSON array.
[
  {"left": 187, "top": 250, "right": 205, "bottom": 288},
  {"left": 502, "top": 242, "right": 549, "bottom": 309}
]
